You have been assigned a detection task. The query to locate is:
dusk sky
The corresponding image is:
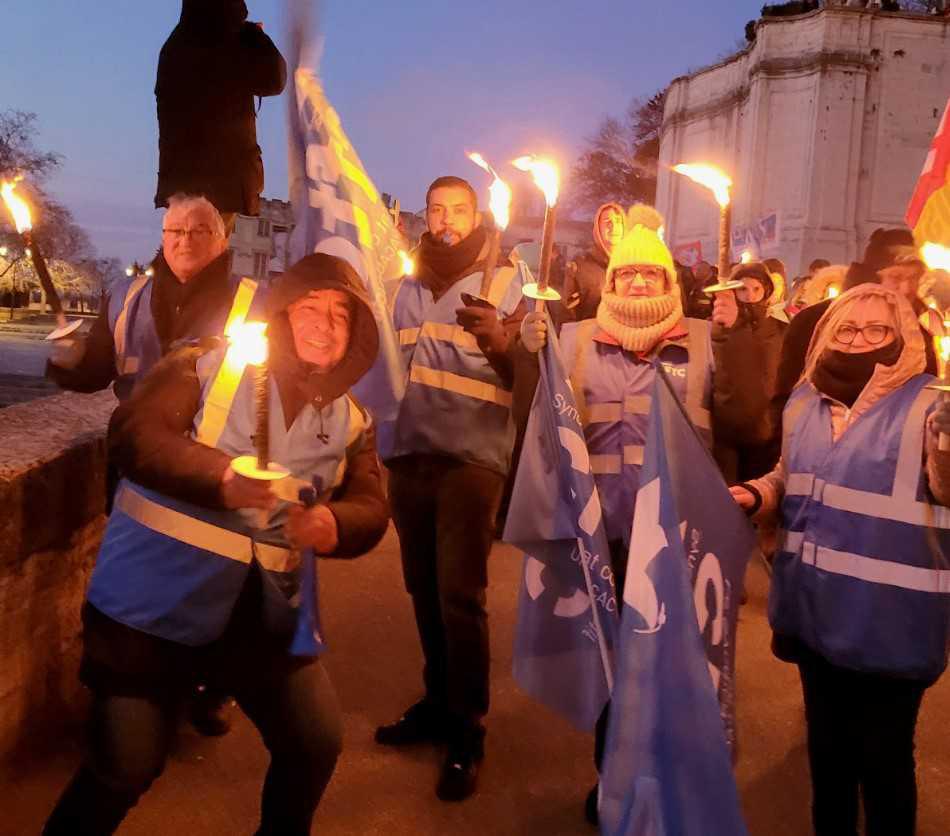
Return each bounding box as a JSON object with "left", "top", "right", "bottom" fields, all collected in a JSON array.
[{"left": 3, "top": 1, "right": 763, "bottom": 266}]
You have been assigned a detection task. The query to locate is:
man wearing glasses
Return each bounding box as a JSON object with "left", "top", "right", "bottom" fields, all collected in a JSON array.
[
  {"left": 47, "top": 193, "right": 252, "bottom": 736},
  {"left": 48, "top": 194, "right": 241, "bottom": 401}
]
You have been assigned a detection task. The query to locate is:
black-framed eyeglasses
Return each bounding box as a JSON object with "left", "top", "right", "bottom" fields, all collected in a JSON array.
[
  {"left": 162, "top": 227, "right": 214, "bottom": 242},
  {"left": 833, "top": 324, "right": 894, "bottom": 346}
]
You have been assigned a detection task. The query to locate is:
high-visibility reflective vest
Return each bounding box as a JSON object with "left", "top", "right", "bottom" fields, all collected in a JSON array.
[
  {"left": 378, "top": 261, "right": 529, "bottom": 474},
  {"left": 561, "top": 318, "right": 714, "bottom": 546},
  {"left": 86, "top": 343, "right": 369, "bottom": 647},
  {"left": 107, "top": 274, "right": 260, "bottom": 400},
  {"left": 772, "top": 376, "right": 950, "bottom": 682}
]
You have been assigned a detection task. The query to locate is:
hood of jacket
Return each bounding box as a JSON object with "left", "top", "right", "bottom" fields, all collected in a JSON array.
[
  {"left": 267, "top": 253, "right": 379, "bottom": 405},
  {"left": 803, "top": 284, "right": 927, "bottom": 421},
  {"left": 592, "top": 202, "right": 625, "bottom": 258}
]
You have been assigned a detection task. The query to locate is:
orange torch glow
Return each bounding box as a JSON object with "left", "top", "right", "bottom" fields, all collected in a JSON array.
[
  {"left": 827, "top": 286, "right": 841, "bottom": 300},
  {"left": 740, "top": 250, "right": 753, "bottom": 264},
  {"left": 922, "top": 242, "right": 950, "bottom": 272},
  {"left": 672, "top": 163, "right": 732, "bottom": 208},
  {"left": 467, "top": 152, "right": 512, "bottom": 230},
  {"left": 398, "top": 249, "right": 415, "bottom": 276},
  {"left": 226, "top": 320, "right": 268, "bottom": 368},
  {"left": 1, "top": 179, "right": 33, "bottom": 233},
  {"left": 512, "top": 155, "right": 560, "bottom": 207}
]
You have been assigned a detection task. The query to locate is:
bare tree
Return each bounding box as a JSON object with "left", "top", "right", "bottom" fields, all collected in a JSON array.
[
  {"left": 566, "top": 91, "right": 666, "bottom": 215},
  {"left": 0, "top": 110, "right": 61, "bottom": 182}
]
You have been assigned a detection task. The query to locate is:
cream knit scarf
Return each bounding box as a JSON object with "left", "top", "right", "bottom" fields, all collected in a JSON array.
[{"left": 595, "top": 291, "right": 684, "bottom": 352}]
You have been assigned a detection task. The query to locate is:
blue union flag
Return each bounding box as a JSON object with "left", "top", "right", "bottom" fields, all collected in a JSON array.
[
  {"left": 599, "top": 372, "right": 753, "bottom": 836},
  {"left": 503, "top": 320, "right": 618, "bottom": 732},
  {"left": 286, "top": 11, "right": 405, "bottom": 419}
]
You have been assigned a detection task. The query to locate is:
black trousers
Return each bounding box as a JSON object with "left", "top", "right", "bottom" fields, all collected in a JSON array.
[
  {"left": 44, "top": 570, "right": 342, "bottom": 836},
  {"left": 388, "top": 455, "right": 505, "bottom": 734},
  {"left": 798, "top": 653, "right": 928, "bottom": 836}
]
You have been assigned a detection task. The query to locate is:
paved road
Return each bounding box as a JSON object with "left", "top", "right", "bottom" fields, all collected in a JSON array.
[
  {"left": 3, "top": 529, "right": 950, "bottom": 835},
  {"left": 0, "top": 333, "right": 49, "bottom": 377}
]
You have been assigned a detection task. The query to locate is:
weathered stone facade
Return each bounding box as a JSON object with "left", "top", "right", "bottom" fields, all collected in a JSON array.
[
  {"left": 656, "top": 7, "right": 950, "bottom": 274},
  {"left": 0, "top": 391, "right": 114, "bottom": 763}
]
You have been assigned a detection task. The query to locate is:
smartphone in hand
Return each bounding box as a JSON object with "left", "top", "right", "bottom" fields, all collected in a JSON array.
[{"left": 460, "top": 292, "right": 495, "bottom": 309}]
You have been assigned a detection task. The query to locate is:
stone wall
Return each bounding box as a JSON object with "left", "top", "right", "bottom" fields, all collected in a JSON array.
[
  {"left": 0, "top": 390, "right": 115, "bottom": 763},
  {"left": 656, "top": 6, "right": 950, "bottom": 275}
]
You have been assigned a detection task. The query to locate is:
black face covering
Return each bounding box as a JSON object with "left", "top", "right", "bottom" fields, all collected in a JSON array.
[
  {"left": 417, "top": 226, "right": 488, "bottom": 282},
  {"left": 812, "top": 340, "right": 903, "bottom": 407}
]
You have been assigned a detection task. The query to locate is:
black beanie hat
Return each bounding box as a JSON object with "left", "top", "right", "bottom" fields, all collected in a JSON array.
[{"left": 862, "top": 228, "right": 915, "bottom": 274}]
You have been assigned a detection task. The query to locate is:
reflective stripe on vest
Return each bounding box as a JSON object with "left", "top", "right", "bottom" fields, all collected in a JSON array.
[
  {"left": 113, "top": 275, "right": 150, "bottom": 374},
  {"left": 194, "top": 278, "right": 260, "bottom": 448},
  {"left": 589, "top": 444, "right": 645, "bottom": 474},
  {"left": 398, "top": 321, "right": 479, "bottom": 351},
  {"left": 409, "top": 364, "right": 513, "bottom": 407},
  {"left": 784, "top": 386, "right": 950, "bottom": 530},
  {"left": 780, "top": 529, "right": 950, "bottom": 594},
  {"left": 115, "top": 483, "right": 297, "bottom": 573}
]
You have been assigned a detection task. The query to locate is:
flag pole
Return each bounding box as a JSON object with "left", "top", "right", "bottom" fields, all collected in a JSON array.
[{"left": 576, "top": 536, "right": 615, "bottom": 694}]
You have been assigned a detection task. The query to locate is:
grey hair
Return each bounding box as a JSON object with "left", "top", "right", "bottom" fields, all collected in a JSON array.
[{"left": 165, "top": 193, "right": 226, "bottom": 238}]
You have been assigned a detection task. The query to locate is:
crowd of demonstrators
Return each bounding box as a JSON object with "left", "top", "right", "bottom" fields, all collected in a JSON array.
[
  {"left": 154, "top": 0, "right": 287, "bottom": 229},
  {"left": 373, "top": 176, "right": 528, "bottom": 801},
  {"left": 43, "top": 255, "right": 390, "bottom": 836},
  {"left": 518, "top": 205, "right": 771, "bottom": 825},
  {"left": 731, "top": 284, "right": 950, "bottom": 836}
]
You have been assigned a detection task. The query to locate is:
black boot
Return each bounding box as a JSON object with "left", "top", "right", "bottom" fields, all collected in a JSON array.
[
  {"left": 435, "top": 726, "right": 484, "bottom": 802},
  {"left": 375, "top": 700, "right": 446, "bottom": 746},
  {"left": 190, "top": 684, "right": 232, "bottom": 737}
]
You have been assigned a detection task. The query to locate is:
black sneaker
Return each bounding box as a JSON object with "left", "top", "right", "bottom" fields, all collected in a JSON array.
[
  {"left": 190, "top": 686, "right": 232, "bottom": 737},
  {"left": 435, "top": 737, "right": 483, "bottom": 802},
  {"left": 375, "top": 701, "right": 446, "bottom": 746},
  {"left": 584, "top": 783, "right": 599, "bottom": 827}
]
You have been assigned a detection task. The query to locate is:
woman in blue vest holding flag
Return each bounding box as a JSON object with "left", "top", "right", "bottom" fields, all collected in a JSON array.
[
  {"left": 732, "top": 284, "right": 950, "bottom": 836},
  {"left": 44, "top": 253, "right": 389, "bottom": 836}
]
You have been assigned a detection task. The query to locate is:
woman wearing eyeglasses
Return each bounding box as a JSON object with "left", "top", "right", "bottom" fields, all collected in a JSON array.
[{"left": 731, "top": 284, "right": 950, "bottom": 836}]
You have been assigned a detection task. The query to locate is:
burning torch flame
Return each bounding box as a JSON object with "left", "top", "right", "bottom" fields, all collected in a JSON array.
[
  {"left": 740, "top": 250, "right": 753, "bottom": 264},
  {"left": 1, "top": 179, "right": 33, "bottom": 234},
  {"left": 468, "top": 152, "right": 512, "bottom": 230},
  {"left": 399, "top": 250, "right": 415, "bottom": 276},
  {"left": 226, "top": 320, "right": 268, "bottom": 368},
  {"left": 922, "top": 242, "right": 950, "bottom": 272},
  {"left": 512, "top": 156, "right": 559, "bottom": 207},
  {"left": 827, "top": 286, "right": 841, "bottom": 300},
  {"left": 939, "top": 335, "right": 950, "bottom": 369},
  {"left": 672, "top": 163, "right": 732, "bottom": 208}
]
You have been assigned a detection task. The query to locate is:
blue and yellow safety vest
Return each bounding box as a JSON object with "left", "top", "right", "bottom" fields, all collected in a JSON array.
[
  {"left": 561, "top": 318, "right": 714, "bottom": 547},
  {"left": 87, "top": 342, "right": 370, "bottom": 648},
  {"left": 771, "top": 376, "right": 950, "bottom": 681},
  {"left": 377, "top": 261, "right": 529, "bottom": 475},
  {"left": 107, "top": 273, "right": 261, "bottom": 400}
]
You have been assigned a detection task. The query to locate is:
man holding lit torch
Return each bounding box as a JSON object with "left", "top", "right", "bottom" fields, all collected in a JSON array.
[
  {"left": 518, "top": 205, "right": 766, "bottom": 824},
  {"left": 43, "top": 253, "right": 388, "bottom": 836},
  {"left": 374, "top": 175, "right": 529, "bottom": 801}
]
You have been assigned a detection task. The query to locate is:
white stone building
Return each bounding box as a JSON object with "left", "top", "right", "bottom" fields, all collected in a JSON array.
[
  {"left": 656, "top": 6, "right": 950, "bottom": 275},
  {"left": 229, "top": 197, "right": 294, "bottom": 280}
]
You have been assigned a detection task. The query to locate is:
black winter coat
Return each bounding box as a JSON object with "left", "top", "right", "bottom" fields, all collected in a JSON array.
[{"left": 154, "top": 0, "right": 287, "bottom": 215}]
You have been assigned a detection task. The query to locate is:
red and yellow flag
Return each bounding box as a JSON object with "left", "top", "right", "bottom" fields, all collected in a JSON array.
[{"left": 907, "top": 98, "right": 950, "bottom": 246}]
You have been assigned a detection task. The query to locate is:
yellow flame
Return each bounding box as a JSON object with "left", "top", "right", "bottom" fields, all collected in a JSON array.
[
  {"left": 940, "top": 335, "right": 950, "bottom": 365},
  {"left": 226, "top": 320, "right": 268, "bottom": 367},
  {"left": 468, "top": 151, "right": 512, "bottom": 230},
  {"left": 1, "top": 180, "right": 33, "bottom": 233},
  {"left": 827, "top": 286, "right": 841, "bottom": 299},
  {"left": 740, "top": 250, "right": 753, "bottom": 264},
  {"left": 672, "top": 163, "right": 732, "bottom": 208},
  {"left": 922, "top": 242, "right": 950, "bottom": 272},
  {"left": 512, "top": 155, "right": 559, "bottom": 207},
  {"left": 399, "top": 249, "right": 415, "bottom": 276}
]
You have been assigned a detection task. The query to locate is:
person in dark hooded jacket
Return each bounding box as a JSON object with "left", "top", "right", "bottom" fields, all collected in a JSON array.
[
  {"left": 562, "top": 202, "right": 625, "bottom": 321},
  {"left": 43, "top": 253, "right": 388, "bottom": 836},
  {"left": 154, "top": 0, "right": 287, "bottom": 220}
]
